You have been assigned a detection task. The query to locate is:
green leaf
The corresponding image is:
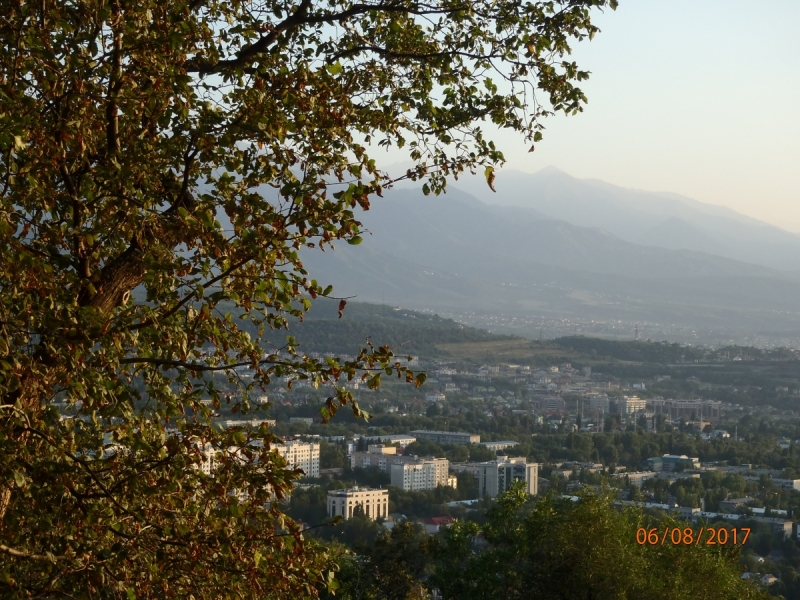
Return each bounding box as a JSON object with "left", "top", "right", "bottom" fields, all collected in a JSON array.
[
  {"left": 13, "top": 471, "right": 25, "bottom": 488},
  {"left": 347, "top": 235, "right": 363, "bottom": 245}
]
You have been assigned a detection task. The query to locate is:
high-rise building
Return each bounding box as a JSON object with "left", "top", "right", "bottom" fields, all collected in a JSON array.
[{"left": 477, "top": 457, "right": 538, "bottom": 498}]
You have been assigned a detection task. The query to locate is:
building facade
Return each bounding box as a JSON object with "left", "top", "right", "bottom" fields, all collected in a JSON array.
[
  {"left": 350, "top": 446, "right": 449, "bottom": 481},
  {"left": 644, "top": 454, "right": 700, "bottom": 472},
  {"left": 369, "top": 434, "right": 417, "bottom": 448},
  {"left": 409, "top": 430, "right": 480, "bottom": 445},
  {"left": 648, "top": 399, "right": 722, "bottom": 420},
  {"left": 480, "top": 440, "right": 519, "bottom": 451},
  {"left": 390, "top": 458, "right": 449, "bottom": 491},
  {"left": 327, "top": 487, "right": 389, "bottom": 521},
  {"left": 477, "top": 457, "right": 538, "bottom": 498},
  {"left": 618, "top": 395, "right": 646, "bottom": 415},
  {"left": 274, "top": 440, "right": 320, "bottom": 478}
]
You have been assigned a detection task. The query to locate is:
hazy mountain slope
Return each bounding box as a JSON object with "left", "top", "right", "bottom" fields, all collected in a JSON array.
[
  {"left": 300, "top": 186, "right": 800, "bottom": 338},
  {"left": 459, "top": 167, "right": 800, "bottom": 272},
  {"left": 353, "top": 187, "right": 775, "bottom": 281}
]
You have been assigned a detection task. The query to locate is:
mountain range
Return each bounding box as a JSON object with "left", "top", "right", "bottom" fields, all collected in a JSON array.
[
  {"left": 466, "top": 167, "right": 800, "bottom": 272},
  {"left": 300, "top": 168, "right": 800, "bottom": 344}
]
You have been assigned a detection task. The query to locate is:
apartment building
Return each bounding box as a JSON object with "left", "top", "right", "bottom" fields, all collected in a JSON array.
[
  {"left": 350, "top": 445, "right": 449, "bottom": 481},
  {"left": 477, "top": 457, "right": 538, "bottom": 498},
  {"left": 390, "top": 458, "right": 449, "bottom": 491},
  {"left": 274, "top": 439, "right": 320, "bottom": 478}
]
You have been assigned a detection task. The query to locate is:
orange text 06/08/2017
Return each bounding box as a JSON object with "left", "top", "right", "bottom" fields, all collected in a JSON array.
[{"left": 636, "top": 527, "right": 751, "bottom": 546}]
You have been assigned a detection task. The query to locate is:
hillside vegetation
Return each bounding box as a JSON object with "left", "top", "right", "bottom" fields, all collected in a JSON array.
[{"left": 259, "top": 301, "right": 513, "bottom": 357}]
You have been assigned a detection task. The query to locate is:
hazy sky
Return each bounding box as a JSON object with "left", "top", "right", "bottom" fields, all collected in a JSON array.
[{"left": 381, "top": 1, "right": 800, "bottom": 232}]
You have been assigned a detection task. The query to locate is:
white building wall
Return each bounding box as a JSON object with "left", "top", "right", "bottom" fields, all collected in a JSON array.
[
  {"left": 275, "top": 440, "right": 320, "bottom": 478},
  {"left": 327, "top": 488, "right": 389, "bottom": 521}
]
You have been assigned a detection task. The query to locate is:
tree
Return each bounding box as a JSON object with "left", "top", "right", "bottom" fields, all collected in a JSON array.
[
  {"left": 430, "top": 485, "right": 768, "bottom": 599},
  {"left": 322, "top": 522, "right": 430, "bottom": 600},
  {"left": 0, "top": 0, "right": 616, "bottom": 596},
  {"left": 320, "top": 440, "right": 347, "bottom": 469}
]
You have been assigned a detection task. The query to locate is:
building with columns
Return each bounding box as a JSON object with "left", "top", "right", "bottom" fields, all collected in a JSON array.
[{"left": 327, "top": 487, "right": 389, "bottom": 521}]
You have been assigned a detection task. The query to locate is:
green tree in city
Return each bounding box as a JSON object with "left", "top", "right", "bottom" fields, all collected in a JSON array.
[
  {"left": 323, "top": 522, "right": 431, "bottom": 600},
  {"left": 430, "top": 485, "right": 768, "bottom": 599},
  {"left": 321, "top": 440, "right": 348, "bottom": 469},
  {"left": 0, "top": 0, "right": 616, "bottom": 596}
]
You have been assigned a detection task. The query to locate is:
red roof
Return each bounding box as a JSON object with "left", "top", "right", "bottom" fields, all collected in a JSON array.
[{"left": 424, "top": 516, "right": 455, "bottom": 526}]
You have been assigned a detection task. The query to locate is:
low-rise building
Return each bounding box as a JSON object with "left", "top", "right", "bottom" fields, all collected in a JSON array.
[
  {"left": 621, "top": 471, "right": 658, "bottom": 487},
  {"left": 480, "top": 440, "right": 519, "bottom": 451},
  {"left": 422, "top": 516, "right": 455, "bottom": 535},
  {"left": 327, "top": 487, "right": 389, "bottom": 521},
  {"left": 773, "top": 478, "right": 800, "bottom": 491},
  {"left": 369, "top": 434, "right": 417, "bottom": 448},
  {"left": 410, "top": 430, "right": 480, "bottom": 445},
  {"left": 644, "top": 454, "right": 700, "bottom": 472},
  {"left": 718, "top": 497, "right": 754, "bottom": 512}
]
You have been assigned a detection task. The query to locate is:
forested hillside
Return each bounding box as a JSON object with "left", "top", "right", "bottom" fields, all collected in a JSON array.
[{"left": 258, "top": 301, "right": 513, "bottom": 356}]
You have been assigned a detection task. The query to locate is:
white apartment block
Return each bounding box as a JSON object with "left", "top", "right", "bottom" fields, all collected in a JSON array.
[
  {"left": 390, "top": 458, "right": 449, "bottom": 491},
  {"left": 477, "top": 457, "right": 538, "bottom": 498},
  {"left": 274, "top": 440, "right": 320, "bottom": 478},
  {"left": 327, "top": 487, "right": 389, "bottom": 521}
]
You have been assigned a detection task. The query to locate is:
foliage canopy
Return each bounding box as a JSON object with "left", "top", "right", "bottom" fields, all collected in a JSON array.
[
  {"left": 430, "top": 487, "right": 768, "bottom": 600},
  {"left": 0, "top": 0, "right": 615, "bottom": 596}
]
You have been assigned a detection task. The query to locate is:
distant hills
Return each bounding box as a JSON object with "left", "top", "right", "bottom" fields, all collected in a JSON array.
[{"left": 300, "top": 172, "right": 800, "bottom": 343}]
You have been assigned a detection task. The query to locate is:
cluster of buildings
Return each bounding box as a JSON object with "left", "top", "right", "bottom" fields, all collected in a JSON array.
[
  {"left": 198, "top": 437, "right": 321, "bottom": 479},
  {"left": 411, "top": 361, "right": 738, "bottom": 434},
  {"left": 322, "top": 429, "right": 539, "bottom": 522}
]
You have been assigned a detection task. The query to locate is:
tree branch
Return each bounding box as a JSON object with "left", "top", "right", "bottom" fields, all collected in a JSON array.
[{"left": 0, "top": 543, "right": 56, "bottom": 562}]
